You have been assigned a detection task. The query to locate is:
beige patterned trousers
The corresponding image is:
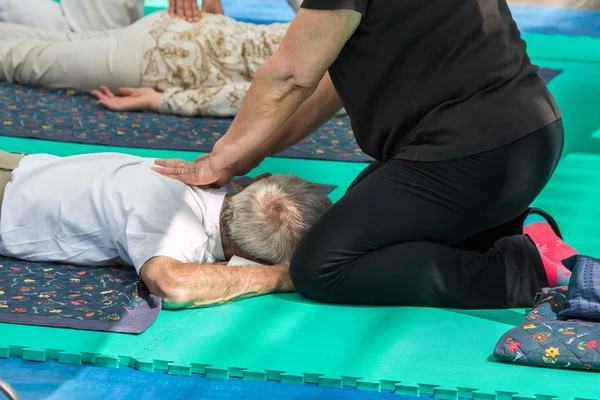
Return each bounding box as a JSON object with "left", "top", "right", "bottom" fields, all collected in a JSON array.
[
  {"left": 0, "top": 13, "right": 154, "bottom": 91},
  {"left": 0, "top": 12, "right": 289, "bottom": 117}
]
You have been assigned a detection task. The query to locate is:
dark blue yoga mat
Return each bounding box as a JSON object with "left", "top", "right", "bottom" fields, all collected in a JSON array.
[
  {"left": 0, "top": 256, "right": 161, "bottom": 334},
  {"left": 538, "top": 67, "right": 563, "bottom": 82},
  {"left": 0, "top": 68, "right": 561, "bottom": 163},
  {"left": 0, "top": 83, "right": 369, "bottom": 163}
]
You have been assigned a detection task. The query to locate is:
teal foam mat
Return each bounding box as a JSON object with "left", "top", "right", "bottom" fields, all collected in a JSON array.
[
  {"left": 2, "top": 296, "right": 600, "bottom": 400},
  {"left": 533, "top": 153, "right": 600, "bottom": 256}
]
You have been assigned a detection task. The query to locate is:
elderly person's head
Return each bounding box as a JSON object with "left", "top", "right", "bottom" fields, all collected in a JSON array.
[{"left": 220, "top": 174, "right": 332, "bottom": 264}]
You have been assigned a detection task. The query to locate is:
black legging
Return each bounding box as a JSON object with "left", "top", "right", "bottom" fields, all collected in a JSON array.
[{"left": 290, "top": 120, "right": 564, "bottom": 309}]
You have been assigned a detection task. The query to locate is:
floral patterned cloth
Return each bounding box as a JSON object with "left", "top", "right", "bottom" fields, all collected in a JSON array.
[
  {"left": 0, "top": 256, "right": 160, "bottom": 334},
  {"left": 494, "top": 285, "right": 600, "bottom": 371}
]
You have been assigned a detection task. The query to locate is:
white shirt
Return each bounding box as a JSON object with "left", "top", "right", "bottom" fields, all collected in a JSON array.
[
  {"left": 0, "top": 153, "right": 232, "bottom": 274},
  {"left": 61, "top": 0, "right": 145, "bottom": 32}
]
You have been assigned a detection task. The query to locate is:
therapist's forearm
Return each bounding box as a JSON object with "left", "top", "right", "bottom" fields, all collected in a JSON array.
[
  {"left": 209, "top": 61, "right": 318, "bottom": 170},
  {"left": 264, "top": 72, "right": 343, "bottom": 156}
]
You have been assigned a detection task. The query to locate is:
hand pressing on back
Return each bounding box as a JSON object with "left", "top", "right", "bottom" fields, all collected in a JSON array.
[
  {"left": 168, "top": 0, "right": 224, "bottom": 22},
  {"left": 153, "top": 154, "right": 235, "bottom": 187},
  {"left": 91, "top": 86, "right": 161, "bottom": 113}
]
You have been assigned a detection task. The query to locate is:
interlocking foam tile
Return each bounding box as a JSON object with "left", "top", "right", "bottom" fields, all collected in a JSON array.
[{"left": 2, "top": 296, "right": 600, "bottom": 400}]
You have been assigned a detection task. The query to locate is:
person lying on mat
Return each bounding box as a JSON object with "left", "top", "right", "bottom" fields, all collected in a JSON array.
[
  {"left": 0, "top": 9, "right": 292, "bottom": 117},
  {"left": 0, "top": 150, "right": 332, "bottom": 308},
  {"left": 0, "top": 0, "right": 224, "bottom": 32},
  {"left": 154, "top": 1, "right": 575, "bottom": 309}
]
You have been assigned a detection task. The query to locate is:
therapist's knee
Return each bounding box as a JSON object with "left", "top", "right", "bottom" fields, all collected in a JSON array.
[{"left": 290, "top": 226, "right": 350, "bottom": 303}]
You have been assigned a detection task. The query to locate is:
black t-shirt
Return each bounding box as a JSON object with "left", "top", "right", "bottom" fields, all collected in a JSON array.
[{"left": 301, "top": 0, "right": 560, "bottom": 162}]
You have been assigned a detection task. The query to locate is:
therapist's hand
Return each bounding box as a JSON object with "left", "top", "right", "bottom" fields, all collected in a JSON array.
[
  {"left": 168, "top": 0, "right": 201, "bottom": 22},
  {"left": 152, "top": 154, "right": 234, "bottom": 187},
  {"left": 169, "top": 0, "right": 224, "bottom": 21}
]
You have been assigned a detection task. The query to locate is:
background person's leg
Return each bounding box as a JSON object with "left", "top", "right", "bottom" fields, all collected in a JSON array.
[
  {"left": 0, "top": 25, "right": 145, "bottom": 90},
  {"left": 290, "top": 121, "right": 564, "bottom": 308},
  {"left": 0, "top": 21, "right": 119, "bottom": 40},
  {"left": 0, "top": 0, "right": 70, "bottom": 32}
]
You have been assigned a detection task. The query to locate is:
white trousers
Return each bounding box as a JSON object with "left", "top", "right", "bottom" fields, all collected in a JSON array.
[
  {"left": 0, "top": 13, "right": 158, "bottom": 91},
  {"left": 0, "top": 0, "right": 144, "bottom": 32}
]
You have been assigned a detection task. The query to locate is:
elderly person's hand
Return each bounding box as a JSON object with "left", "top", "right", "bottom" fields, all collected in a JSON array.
[
  {"left": 91, "top": 86, "right": 161, "bottom": 112},
  {"left": 153, "top": 154, "right": 235, "bottom": 187}
]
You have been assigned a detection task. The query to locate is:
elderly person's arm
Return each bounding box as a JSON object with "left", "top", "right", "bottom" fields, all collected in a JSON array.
[
  {"left": 92, "top": 84, "right": 251, "bottom": 117},
  {"left": 153, "top": 9, "right": 361, "bottom": 185},
  {"left": 141, "top": 256, "right": 293, "bottom": 309}
]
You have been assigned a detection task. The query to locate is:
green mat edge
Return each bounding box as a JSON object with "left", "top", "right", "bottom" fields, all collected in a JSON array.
[
  {"left": 0, "top": 351, "right": 508, "bottom": 399},
  {"left": 0, "top": 349, "right": 540, "bottom": 399}
]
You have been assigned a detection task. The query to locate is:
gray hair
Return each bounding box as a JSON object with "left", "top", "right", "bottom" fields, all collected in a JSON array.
[{"left": 221, "top": 175, "right": 333, "bottom": 264}]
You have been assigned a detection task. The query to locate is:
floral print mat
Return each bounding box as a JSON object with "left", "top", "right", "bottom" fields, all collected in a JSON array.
[
  {"left": 0, "top": 256, "right": 161, "bottom": 334},
  {"left": 494, "top": 286, "right": 600, "bottom": 371},
  {"left": 0, "top": 82, "right": 370, "bottom": 163}
]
